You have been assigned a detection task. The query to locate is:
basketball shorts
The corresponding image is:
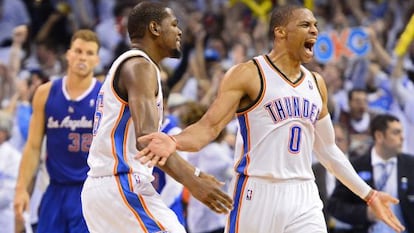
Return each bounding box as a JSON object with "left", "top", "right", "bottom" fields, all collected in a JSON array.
[
  {"left": 225, "top": 175, "right": 327, "bottom": 233},
  {"left": 37, "top": 182, "right": 89, "bottom": 233},
  {"left": 81, "top": 173, "right": 186, "bottom": 233}
]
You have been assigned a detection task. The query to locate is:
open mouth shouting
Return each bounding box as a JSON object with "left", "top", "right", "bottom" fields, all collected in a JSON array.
[{"left": 304, "top": 39, "right": 316, "bottom": 57}]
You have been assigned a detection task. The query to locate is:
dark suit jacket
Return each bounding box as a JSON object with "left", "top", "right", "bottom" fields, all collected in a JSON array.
[
  {"left": 327, "top": 153, "right": 414, "bottom": 233},
  {"left": 313, "top": 163, "right": 330, "bottom": 221}
]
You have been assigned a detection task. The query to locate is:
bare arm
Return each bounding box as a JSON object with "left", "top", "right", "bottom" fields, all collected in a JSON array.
[
  {"left": 120, "top": 57, "right": 233, "bottom": 213},
  {"left": 119, "top": 57, "right": 161, "bottom": 143},
  {"left": 175, "top": 62, "right": 254, "bottom": 151},
  {"left": 14, "top": 82, "right": 50, "bottom": 220},
  {"left": 137, "top": 61, "right": 257, "bottom": 160}
]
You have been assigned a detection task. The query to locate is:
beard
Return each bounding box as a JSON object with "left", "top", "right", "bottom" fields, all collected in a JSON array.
[{"left": 170, "top": 48, "right": 181, "bottom": 59}]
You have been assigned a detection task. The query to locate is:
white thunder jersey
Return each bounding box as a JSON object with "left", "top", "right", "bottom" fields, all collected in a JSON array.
[
  {"left": 234, "top": 55, "right": 323, "bottom": 181},
  {"left": 87, "top": 49, "right": 163, "bottom": 180}
]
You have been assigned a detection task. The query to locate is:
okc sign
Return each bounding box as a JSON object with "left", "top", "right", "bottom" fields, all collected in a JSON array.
[{"left": 314, "top": 27, "right": 371, "bottom": 64}]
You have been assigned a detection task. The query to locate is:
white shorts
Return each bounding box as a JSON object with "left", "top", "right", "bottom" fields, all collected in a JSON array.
[
  {"left": 81, "top": 173, "right": 186, "bottom": 233},
  {"left": 225, "top": 175, "right": 327, "bottom": 233}
]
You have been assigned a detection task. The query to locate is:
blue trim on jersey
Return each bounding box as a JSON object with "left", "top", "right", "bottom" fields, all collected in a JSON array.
[
  {"left": 118, "top": 173, "right": 162, "bottom": 232},
  {"left": 228, "top": 174, "right": 247, "bottom": 233},
  {"left": 114, "top": 107, "right": 131, "bottom": 174},
  {"left": 236, "top": 115, "right": 249, "bottom": 174}
]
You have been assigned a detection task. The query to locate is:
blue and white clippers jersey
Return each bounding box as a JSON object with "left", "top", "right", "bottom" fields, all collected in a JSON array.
[
  {"left": 87, "top": 50, "right": 163, "bottom": 180},
  {"left": 234, "top": 55, "right": 323, "bottom": 180},
  {"left": 45, "top": 77, "right": 101, "bottom": 184}
]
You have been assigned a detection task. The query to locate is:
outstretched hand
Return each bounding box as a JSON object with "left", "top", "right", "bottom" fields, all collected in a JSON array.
[
  {"left": 368, "top": 191, "right": 405, "bottom": 232},
  {"left": 190, "top": 171, "right": 233, "bottom": 214},
  {"left": 136, "top": 132, "right": 176, "bottom": 167}
]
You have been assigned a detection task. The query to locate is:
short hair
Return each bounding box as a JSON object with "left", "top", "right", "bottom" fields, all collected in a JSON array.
[
  {"left": 369, "top": 114, "right": 400, "bottom": 139},
  {"left": 70, "top": 29, "right": 100, "bottom": 50},
  {"left": 268, "top": 4, "right": 303, "bottom": 40},
  {"left": 128, "top": 1, "right": 169, "bottom": 40},
  {"left": 347, "top": 88, "right": 366, "bottom": 101}
]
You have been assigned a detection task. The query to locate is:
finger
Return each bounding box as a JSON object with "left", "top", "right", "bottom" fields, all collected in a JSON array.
[
  {"left": 379, "top": 206, "right": 404, "bottom": 233},
  {"left": 137, "top": 134, "right": 153, "bottom": 144},
  {"left": 208, "top": 200, "right": 227, "bottom": 214},
  {"left": 216, "top": 179, "right": 225, "bottom": 187},
  {"left": 380, "top": 191, "right": 399, "bottom": 204},
  {"left": 207, "top": 191, "right": 233, "bottom": 211},
  {"left": 204, "top": 174, "right": 225, "bottom": 186},
  {"left": 387, "top": 217, "right": 404, "bottom": 233},
  {"left": 136, "top": 148, "right": 149, "bottom": 159},
  {"left": 158, "top": 157, "right": 168, "bottom": 166},
  {"left": 216, "top": 193, "right": 234, "bottom": 210},
  {"left": 14, "top": 203, "right": 25, "bottom": 221},
  {"left": 148, "top": 155, "right": 161, "bottom": 168},
  {"left": 387, "top": 213, "right": 405, "bottom": 232},
  {"left": 139, "top": 151, "right": 154, "bottom": 164},
  {"left": 388, "top": 196, "right": 399, "bottom": 204}
]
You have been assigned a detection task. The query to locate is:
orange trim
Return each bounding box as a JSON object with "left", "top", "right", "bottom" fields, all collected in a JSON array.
[
  {"left": 236, "top": 176, "right": 249, "bottom": 233},
  {"left": 226, "top": 173, "right": 249, "bottom": 233},
  {"left": 115, "top": 175, "right": 148, "bottom": 232},
  {"left": 236, "top": 58, "right": 267, "bottom": 116},
  {"left": 263, "top": 56, "right": 305, "bottom": 88},
  {"left": 137, "top": 195, "right": 166, "bottom": 230}
]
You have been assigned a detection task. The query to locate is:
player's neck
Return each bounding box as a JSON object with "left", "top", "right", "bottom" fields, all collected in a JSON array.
[
  {"left": 130, "top": 42, "right": 162, "bottom": 66},
  {"left": 65, "top": 75, "right": 93, "bottom": 99},
  {"left": 265, "top": 53, "right": 302, "bottom": 82}
]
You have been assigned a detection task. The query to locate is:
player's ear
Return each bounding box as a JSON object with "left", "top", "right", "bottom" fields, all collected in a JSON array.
[
  {"left": 275, "top": 26, "right": 286, "bottom": 39},
  {"left": 149, "top": 22, "right": 160, "bottom": 36}
]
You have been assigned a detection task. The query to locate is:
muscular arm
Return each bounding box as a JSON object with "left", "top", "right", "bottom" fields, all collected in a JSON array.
[
  {"left": 121, "top": 57, "right": 232, "bottom": 212},
  {"left": 118, "top": 57, "right": 161, "bottom": 149},
  {"left": 174, "top": 62, "right": 255, "bottom": 151},
  {"left": 14, "top": 82, "right": 50, "bottom": 217}
]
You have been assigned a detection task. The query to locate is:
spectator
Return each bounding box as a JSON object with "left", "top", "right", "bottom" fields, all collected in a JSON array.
[
  {"left": 338, "top": 88, "right": 376, "bottom": 158},
  {"left": 0, "top": 110, "right": 22, "bottom": 233},
  {"left": 182, "top": 102, "right": 233, "bottom": 233},
  {"left": 328, "top": 114, "right": 414, "bottom": 233}
]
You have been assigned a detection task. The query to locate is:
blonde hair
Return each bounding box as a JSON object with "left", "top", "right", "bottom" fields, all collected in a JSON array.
[{"left": 71, "top": 29, "right": 100, "bottom": 50}]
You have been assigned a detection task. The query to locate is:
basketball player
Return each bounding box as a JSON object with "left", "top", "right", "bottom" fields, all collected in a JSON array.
[
  {"left": 14, "top": 29, "right": 101, "bottom": 233},
  {"left": 137, "top": 5, "right": 406, "bottom": 233},
  {"left": 81, "top": 2, "right": 233, "bottom": 233}
]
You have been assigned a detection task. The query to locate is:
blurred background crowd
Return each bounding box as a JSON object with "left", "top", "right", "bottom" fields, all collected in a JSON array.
[{"left": 0, "top": 0, "right": 413, "bottom": 233}]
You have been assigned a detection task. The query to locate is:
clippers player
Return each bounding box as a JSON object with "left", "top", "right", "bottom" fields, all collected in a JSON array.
[{"left": 14, "top": 29, "right": 101, "bottom": 233}]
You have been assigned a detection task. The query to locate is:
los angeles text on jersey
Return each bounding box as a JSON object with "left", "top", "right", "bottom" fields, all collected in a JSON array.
[
  {"left": 47, "top": 116, "right": 93, "bottom": 131},
  {"left": 264, "top": 96, "right": 321, "bottom": 124}
]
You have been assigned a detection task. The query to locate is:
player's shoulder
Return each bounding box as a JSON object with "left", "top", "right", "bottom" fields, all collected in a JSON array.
[
  {"left": 121, "top": 56, "right": 157, "bottom": 75},
  {"left": 31, "top": 81, "right": 53, "bottom": 109},
  {"left": 226, "top": 59, "right": 258, "bottom": 78},
  {"left": 306, "top": 70, "right": 327, "bottom": 91},
  {"left": 35, "top": 81, "right": 53, "bottom": 97}
]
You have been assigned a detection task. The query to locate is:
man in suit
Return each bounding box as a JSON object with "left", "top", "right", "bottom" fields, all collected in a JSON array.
[{"left": 327, "top": 114, "right": 414, "bottom": 233}]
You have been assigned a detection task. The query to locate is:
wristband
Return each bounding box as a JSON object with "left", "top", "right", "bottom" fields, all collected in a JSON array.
[
  {"left": 366, "top": 190, "right": 378, "bottom": 206},
  {"left": 194, "top": 167, "right": 201, "bottom": 177},
  {"left": 168, "top": 135, "right": 177, "bottom": 144}
]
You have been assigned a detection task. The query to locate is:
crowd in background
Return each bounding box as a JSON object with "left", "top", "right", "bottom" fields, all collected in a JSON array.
[{"left": 0, "top": 0, "right": 413, "bottom": 232}]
